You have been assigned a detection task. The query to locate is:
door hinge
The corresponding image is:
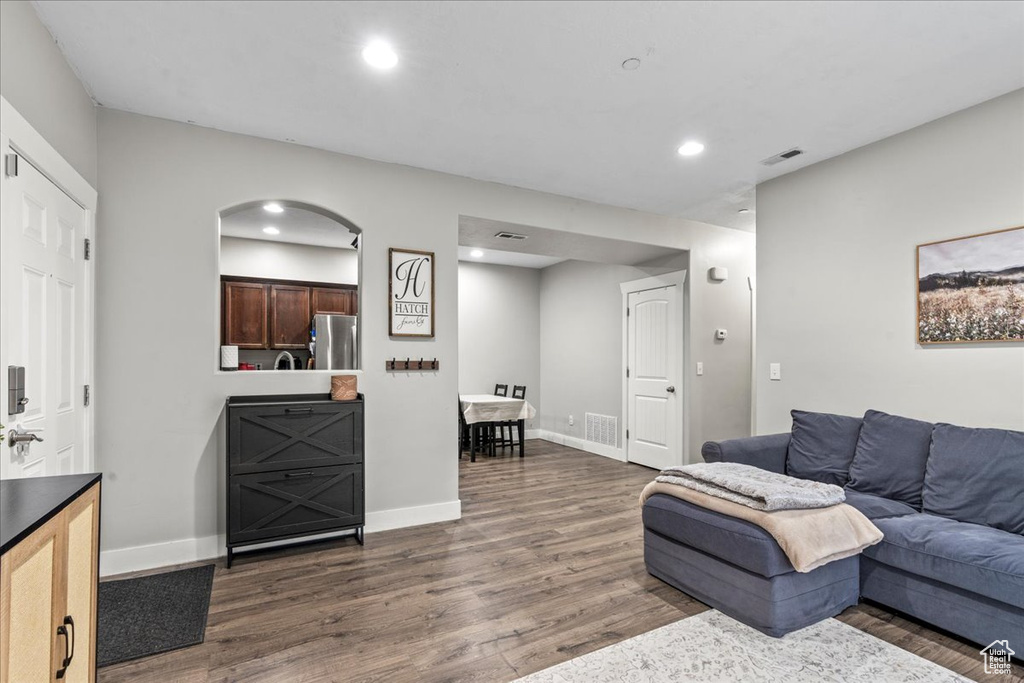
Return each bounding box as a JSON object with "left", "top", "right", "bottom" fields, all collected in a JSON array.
[
  {"left": 626, "top": 429, "right": 629, "bottom": 440},
  {"left": 626, "top": 367, "right": 630, "bottom": 378},
  {"left": 5, "top": 153, "right": 18, "bottom": 177},
  {"left": 626, "top": 307, "right": 630, "bottom": 317},
  {"left": 83, "top": 385, "right": 90, "bottom": 406},
  {"left": 84, "top": 238, "right": 91, "bottom": 260}
]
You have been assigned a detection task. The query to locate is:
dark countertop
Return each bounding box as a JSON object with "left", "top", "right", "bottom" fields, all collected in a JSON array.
[
  {"left": 227, "top": 392, "right": 363, "bottom": 407},
  {"left": 1, "top": 473, "right": 101, "bottom": 554}
]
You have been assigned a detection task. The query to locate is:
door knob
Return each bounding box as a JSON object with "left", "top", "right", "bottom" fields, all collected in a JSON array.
[{"left": 666, "top": 386, "right": 676, "bottom": 393}]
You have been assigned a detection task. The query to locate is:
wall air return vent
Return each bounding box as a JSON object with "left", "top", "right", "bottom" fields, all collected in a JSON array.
[
  {"left": 586, "top": 413, "right": 618, "bottom": 448},
  {"left": 760, "top": 148, "right": 804, "bottom": 166},
  {"left": 494, "top": 231, "right": 528, "bottom": 240}
]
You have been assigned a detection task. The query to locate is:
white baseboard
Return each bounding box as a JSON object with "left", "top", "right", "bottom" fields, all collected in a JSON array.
[
  {"left": 100, "top": 534, "right": 221, "bottom": 578},
  {"left": 99, "top": 499, "right": 462, "bottom": 577},
  {"left": 534, "top": 429, "right": 626, "bottom": 462}
]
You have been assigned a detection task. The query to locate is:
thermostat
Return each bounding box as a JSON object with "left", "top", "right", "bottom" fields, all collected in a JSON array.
[
  {"left": 710, "top": 267, "right": 728, "bottom": 281},
  {"left": 715, "top": 329, "right": 728, "bottom": 340}
]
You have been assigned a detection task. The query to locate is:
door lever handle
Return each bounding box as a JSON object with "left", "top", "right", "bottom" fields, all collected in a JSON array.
[
  {"left": 7, "top": 429, "right": 43, "bottom": 445},
  {"left": 666, "top": 386, "right": 676, "bottom": 393}
]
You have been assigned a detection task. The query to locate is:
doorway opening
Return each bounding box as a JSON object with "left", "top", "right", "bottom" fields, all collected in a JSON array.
[{"left": 457, "top": 215, "right": 688, "bottom": 470}]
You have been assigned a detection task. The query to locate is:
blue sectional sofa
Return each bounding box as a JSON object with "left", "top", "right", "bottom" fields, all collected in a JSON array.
[{"left": 642, "top": 409, "right": 1024, "bottom": 648}]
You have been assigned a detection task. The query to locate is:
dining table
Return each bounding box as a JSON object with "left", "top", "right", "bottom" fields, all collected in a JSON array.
[{"left": 459, "top": 394, "right": 537, "bottom": 461}]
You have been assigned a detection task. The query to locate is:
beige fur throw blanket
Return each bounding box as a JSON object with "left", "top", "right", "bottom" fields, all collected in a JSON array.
[{"left": 640, "top": 482, "right": 883, "bottom": 573}]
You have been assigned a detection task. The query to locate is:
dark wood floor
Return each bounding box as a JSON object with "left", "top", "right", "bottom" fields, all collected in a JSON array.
[{"left": 99, "top": 441, "right": 1021, "bottom": 683}]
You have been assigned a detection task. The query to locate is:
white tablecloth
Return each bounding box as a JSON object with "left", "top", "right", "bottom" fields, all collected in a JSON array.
[{"left": 460, "top": 394, "right": 536, "bottom": 425}]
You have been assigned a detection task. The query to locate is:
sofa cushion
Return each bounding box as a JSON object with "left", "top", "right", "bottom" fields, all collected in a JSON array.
[
  {"left": 642, "top": 493, "right": 793, "bottom": 578},
  {"left": 842, "top": 490, "right": 918, "bottom": 521},
  {"left": 845, "top": 410, "right": 934, "bottom": 509},
  {"left": 786, "top": 410, "right": 862, "bottom": 486},
  {"left": 922, "top": 424, "right": 1024, "bottom": 535},
  {"left": 864, "top": 513, "right": 1024, "bottom": 609}
]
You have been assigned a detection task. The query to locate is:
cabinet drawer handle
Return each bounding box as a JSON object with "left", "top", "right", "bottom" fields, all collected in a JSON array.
[
  {"left": 285, "top": 471, "right": 314, "bottom": 478},
  {"left": 285, "top": 407, "right": 314, "bottom": 414},
  {"left": 55, "top": 615, "right": 75, "bottom": 679}
]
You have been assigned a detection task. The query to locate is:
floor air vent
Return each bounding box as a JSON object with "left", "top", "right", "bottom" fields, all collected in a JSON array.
[
  {"left": 585, "top": 413, "right": 618, "bottom": 447},
  {"left": 760, "top": 148, "right": 804, "bottom": 166}
]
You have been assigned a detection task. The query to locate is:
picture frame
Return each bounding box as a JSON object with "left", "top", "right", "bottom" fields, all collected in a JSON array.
[
  {"left": 916, "top": 226, "right": 1024, "bottom": 345},
  {"left": 389, "top": 248, "right": 435, "bottom": 337}
]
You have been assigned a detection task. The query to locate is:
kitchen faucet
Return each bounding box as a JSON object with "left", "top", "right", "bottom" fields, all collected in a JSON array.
[{"left": 274, "top": 351, "right": 295, "bottom": 370}]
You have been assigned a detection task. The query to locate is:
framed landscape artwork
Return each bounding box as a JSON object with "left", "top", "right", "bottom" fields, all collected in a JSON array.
[
  {"left": 389, "top": 248, "right": 434, "bottom": 337},
  {"left": 917, "top": 226, "right": 1024, "bottom": 344}
]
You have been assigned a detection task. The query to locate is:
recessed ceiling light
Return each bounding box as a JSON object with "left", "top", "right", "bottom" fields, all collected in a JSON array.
[
  {"left": 470, "top": 249, "right": 484, "bottom": 258},
  {"left": 738, "top": 208, "right": 751, "bottom": 214},
  {"left": 263, "top": 202, "right": 284, "bottom": 213},
  {"left": 677, "top": 141, "right": 705, "bottom": 157},
  {"left": 362, "top": 40, "right": 398, "bottom": 69},
  {"left": 621, "top": 58, "right": 641, "bottom": 71},
  {"left": 263, "top": 226, "right": 280, "bottom": 235}
]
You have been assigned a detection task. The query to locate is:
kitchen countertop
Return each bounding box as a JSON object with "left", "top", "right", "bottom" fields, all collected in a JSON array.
[{"left": 0, "top": 473, "right": 102, "bottom": 554}]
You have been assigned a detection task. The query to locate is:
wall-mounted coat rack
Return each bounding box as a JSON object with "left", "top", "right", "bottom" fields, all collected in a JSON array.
[{"left": 386, "top": 358, "right": 439, "bottom": 372}]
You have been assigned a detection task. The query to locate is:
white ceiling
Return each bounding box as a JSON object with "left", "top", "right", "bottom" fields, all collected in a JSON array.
[
  {"left": 459, "top": 215, "right": 683, "bottom": 268},
  {"left": 221, "top": 204, "right": 357, "bottom": 249},
  {"left": 34, "top": 1, "right": 1024, "bottom": 231}
]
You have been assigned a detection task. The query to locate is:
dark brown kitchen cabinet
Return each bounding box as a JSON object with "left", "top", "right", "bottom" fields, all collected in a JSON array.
[
  {"left": 270, "top": 285, "right": 311, "bottom": 348},
  {"left": 311, "top": 287, "right": 357, "bottom": 316},
  {"left": 223, "top": 281, "right": 268, "bottom": 349},
  {"left": 222, "top": 277, "right": 356, "bottom": 350}
]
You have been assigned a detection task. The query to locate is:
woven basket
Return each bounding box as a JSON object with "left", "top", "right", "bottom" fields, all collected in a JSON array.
[{"left": 331, "top": 375, "right": 358, "bottom": 401}]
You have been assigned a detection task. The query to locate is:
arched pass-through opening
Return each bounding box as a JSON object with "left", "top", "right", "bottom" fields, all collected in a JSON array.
[{"left": 217, "top": 200, "right": 363, "bottom": 371}]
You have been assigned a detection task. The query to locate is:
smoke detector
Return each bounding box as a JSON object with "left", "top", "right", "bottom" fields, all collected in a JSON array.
[
  {"left": 761, "top": 148, "right": 804, "bottom": 166},
  {"left": 494, "top": 231, "right": 528, "bottom": 240}
]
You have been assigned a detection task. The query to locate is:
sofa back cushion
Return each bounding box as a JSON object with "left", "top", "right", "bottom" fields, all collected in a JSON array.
[
  {"left": 845, "top": 410, "right": 934, "bottom": 509},
  {"left": 922, "top": 423, "right": 1024, "bottom": 535},
  {"left": 786, "top": 410, "right": 862, "bottom": 485}
]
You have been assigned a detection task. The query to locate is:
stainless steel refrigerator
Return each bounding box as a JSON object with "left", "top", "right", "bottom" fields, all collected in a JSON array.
[{"left": 311, "top": 314, "right": 358, "bottom": 370}]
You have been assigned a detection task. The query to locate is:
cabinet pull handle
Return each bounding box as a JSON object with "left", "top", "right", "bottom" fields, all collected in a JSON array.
[
  {"left": 55, "top": 615, "right": 75, "bottom": 679},
  {"left": 285, "top": 407, "right": 314, "bottom": 414},
  {"left": 285, "top": 471, "right": 314, "bottom": 478}
]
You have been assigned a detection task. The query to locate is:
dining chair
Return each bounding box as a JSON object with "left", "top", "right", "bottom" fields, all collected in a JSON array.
[{"left": 497, "top": 385, "right": 527, "bottom": 452}]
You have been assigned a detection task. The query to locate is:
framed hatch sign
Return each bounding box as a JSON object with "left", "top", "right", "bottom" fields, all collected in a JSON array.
[{"left": 389, "top": 248, "right": 435, "bottom": 337}]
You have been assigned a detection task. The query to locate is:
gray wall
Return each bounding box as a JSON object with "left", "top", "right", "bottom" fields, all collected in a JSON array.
[
  {"left": 756, "top": 90, "right": 1024, "bottom": 434},
  {"left": 457, "top": 262, "right": 540, "bottom": 426},
  {"left": 538, "top": 252, "right": 755, "bottom": 459},
  {"left": 96, "top": 108, "right": 754, "bottom": 568},
  {"left": 0, "top": 1, "right": 97, "bottom": 185}
]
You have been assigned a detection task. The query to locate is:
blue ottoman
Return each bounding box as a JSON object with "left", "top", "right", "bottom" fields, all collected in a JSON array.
[{"left": 643, "top": 493, "right": 860, "bottom": 637}]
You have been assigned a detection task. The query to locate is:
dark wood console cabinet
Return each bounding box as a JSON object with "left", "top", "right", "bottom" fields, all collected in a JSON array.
[{"left": 226, "top": 393, "right": 364, "bottom": 567}]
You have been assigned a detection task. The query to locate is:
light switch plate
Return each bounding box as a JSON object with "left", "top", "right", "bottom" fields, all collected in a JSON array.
[
  {"left": 769, "top": 363, "right": 782, "bottom": 381},
  {"left": 696, "top": 362, "right": 704, "bottom": 376}
]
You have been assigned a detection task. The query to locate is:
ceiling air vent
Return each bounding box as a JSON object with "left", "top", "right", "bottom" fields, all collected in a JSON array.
[
  {"left": 494, "top": 231, "right": 528, "bottom": 240},
  {"left": 760, "top": 148, "right": 804, "bottom": 166}
]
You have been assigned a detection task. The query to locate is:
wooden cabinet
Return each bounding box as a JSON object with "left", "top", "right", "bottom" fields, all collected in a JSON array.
[
  {"left": 226, "top": 394, "right": 364, "bottom": 567},
  {"left": 223, "top": 281, "right": 268, "bottom": 349},
  {"left": 311, "top": 287, "right": 357, "bottom": 316},
  {"left": 269, "top": 285, "right": 311, "bottom": 349},
  {"left": 1, "top": 478, "right": 100, "bottom": 683},
  {"left": 222, "top": 277, "right": 356, "bottom": 350}
]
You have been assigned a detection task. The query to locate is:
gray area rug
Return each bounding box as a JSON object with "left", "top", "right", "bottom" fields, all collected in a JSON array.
[
  {"left": 97, "top": 564, "right": 215, "bottom": 667},
  {"left": 516, "top": 610, "right": 969, "bottom": 682}
]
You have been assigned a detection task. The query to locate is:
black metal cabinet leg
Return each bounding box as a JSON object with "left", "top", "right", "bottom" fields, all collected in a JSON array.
[
  {"left": 226, "top": 547, "right": 233, "bottom": 569},
  {"left": 356, "top": 526, "right": 364, "bottom": 545},
  {"left": 518, "top": 420, "right": 525, "bottom": 457}
]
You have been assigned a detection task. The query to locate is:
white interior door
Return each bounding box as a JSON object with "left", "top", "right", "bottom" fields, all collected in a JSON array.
[
  {"left": 1, "top": 151, "right": 88, "bottom": 478},
  {"left": 627, "top": 286, "right": 681, "bottom": 470}
]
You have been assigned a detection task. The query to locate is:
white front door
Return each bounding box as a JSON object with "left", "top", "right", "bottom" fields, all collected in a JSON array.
[
  {"left": 626, "top": 286, "right": 681, "bottom": 470},
  {"left": 1, "top": 152, "right": 89, "bottom": 478}
]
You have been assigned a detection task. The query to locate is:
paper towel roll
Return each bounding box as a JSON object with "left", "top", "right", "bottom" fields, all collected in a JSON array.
[{"left": 221, "top": 345, "right": 239, "bottom": 370}]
